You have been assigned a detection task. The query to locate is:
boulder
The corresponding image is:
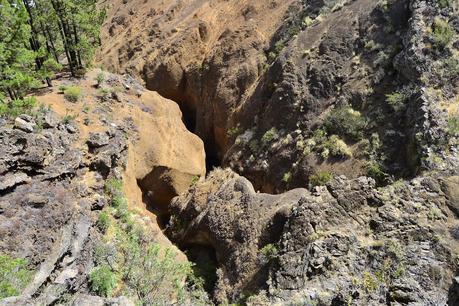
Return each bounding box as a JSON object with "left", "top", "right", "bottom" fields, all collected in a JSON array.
[
  {"left": 0, "top": 172, "right": 31, "bottom": 191},
  {"left": 124, "top": 90, "right": 206, "bottom": 215},
  {"left": 441, "top": 176, "right": 459, "bottom": 217},
  {"left": 43, "top": 111, "right": 59, "bottom": 128}
]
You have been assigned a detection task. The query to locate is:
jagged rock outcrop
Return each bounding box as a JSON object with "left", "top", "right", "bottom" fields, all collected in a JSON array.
[
  {"left": 0, "top": 107, "right": 128, "bottom": 305},
  {"left": 0, "top": 70, "right": 207, "bottom": 305},
  {"left": 168, "top": 168, "right": 459, "bottom": 305}
]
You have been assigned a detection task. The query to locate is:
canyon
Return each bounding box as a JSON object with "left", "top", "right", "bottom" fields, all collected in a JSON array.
[{"left": 0, "top": 0, "right": 459, "bottom": 305}]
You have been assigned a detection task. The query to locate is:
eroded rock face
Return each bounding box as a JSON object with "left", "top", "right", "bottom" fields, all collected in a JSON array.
[
  {"left": 168, "top": 168, "right": 459, "bottom": 305},
  {"left": 167, "top": 168, "right": 305, "bottom": 302},
  {"left": 98, "top": 0, "right": 296, "bottom": 161},
  {"left": 101, "top": 0, "right": 458, "bottom": 194}
]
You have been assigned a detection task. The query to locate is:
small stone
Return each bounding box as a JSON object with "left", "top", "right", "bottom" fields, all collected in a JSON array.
[
  {"left": 18, "top": 114, "right": 34, "bottom": 122},
  {"left": 14, "top": 117, "right": 36, "bottom": 132},
  {"left": 91, "top": 197, "right": 107, "bottom": 210},
  {"left": 87, "top": 132, "right": 110, "bottom": 148},
  {"left": 453, "top": 40, "right": 459, "bottom": 51},
  {"left": 54, "top": 268, "right": 78, "bottom": 284},
  {"left": 25, "top": 194, "right": 49, "bottom": 208},
  {"left": 66, "top": 124, "right": 78, "bottom": 134}
]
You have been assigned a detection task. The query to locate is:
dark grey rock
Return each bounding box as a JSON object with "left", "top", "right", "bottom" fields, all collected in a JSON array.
[{"left": 87, "top": 132, "right": 110, "bottom": 148}]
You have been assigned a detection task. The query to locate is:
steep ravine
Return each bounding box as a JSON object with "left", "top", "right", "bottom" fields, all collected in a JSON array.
[
  {"left": 99, "top": 0, "right": 459, "bottom": 196},
  {"left": 127, "top": 95, "right": 222, "bottom": 297}
]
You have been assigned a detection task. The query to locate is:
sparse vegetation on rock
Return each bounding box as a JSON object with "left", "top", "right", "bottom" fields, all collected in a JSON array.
[
  {"left": 0, "top": 254, "right": 32, "bottom": 299},
  {"left": 1, "top": 0, "right": 459, "bottom": 305},
  {"left": 309, "top": 171, "right": 333, "bottom": 187},
  {"left": 432, "top": 18, "right": 455, "bottom": 49}
]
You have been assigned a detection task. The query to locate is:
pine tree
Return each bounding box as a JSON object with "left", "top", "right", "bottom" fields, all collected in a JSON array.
[
  {"left": 0, "top": 0, "right": 38, "bottom": 99},
  {"left": 0, "top": 0, "right": 105, "bottom": 99}
]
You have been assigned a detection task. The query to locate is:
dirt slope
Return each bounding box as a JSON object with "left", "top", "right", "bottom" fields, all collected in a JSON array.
[{"left": 98, "top": 0, "right": 296, "bottom": 163}]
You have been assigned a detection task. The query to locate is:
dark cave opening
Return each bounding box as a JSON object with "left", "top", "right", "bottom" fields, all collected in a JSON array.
[
  {"left": 137, "top": 178, "right": 219, "bottom": 296},
  {"left": 176, "top": 101, "right": 222, "bottom": 172},
  {"left": 182, "top": 244, "right": 218, "bottom": 294}
]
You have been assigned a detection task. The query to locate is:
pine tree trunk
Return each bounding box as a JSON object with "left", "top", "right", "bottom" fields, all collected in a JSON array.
[
  {"left": 44, "top": 26, "right": 60, "bottom": 63},
  {"left": 7, "top": 88, "right": 15, "bottom": 101},
  {"left": 72, "top": 23, "right": 83, "bottom": 68},
  {"left": 59, "top": 23, "right": 75, "bottom": 76},
  {"left": 51, "top": 0, "right": 76, "bottom": 76},
  {"left": 23, "top": 0, "right": 43, "bottom": 70}
]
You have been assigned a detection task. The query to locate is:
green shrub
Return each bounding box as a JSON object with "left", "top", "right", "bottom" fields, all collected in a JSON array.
[
  {"left": 362, "top": 271, "right": 378, "bottom": 292},
  {"left": 262, "top": 127, "right": 278, "bottom": 145},
  {"left": 309, "top": 171, "right": 333, "bottom": 187},
  {"left": 282, "top": 171, "right": 292, "bottom": 183},
  {"left": 0, "top": 97, "right": 36, "bottom": 118},
  {"left": 58, "top": 85, "right": 68, "bottom": 93},
  {"left": 303, "top": 16, "right": 314, "bottom": 27},
  {"left": 95, "top": 176, "right": 210, "bottom": 305},
  {"left": 96, "top": 72, "right": 105, "bottom": 87},
  {"left": 89, "top": 265, "right": 117, "bottom": 297},
  {"left": 62, "top": 113, "right": 76, "bottom": 124},
  {"left": 443, "top": 57, "right": 459, "bottom": 79},
  {"left": 227, "top": 125, "right": 242, "bottom": 137},
  {"left": 364, "top": 40, "right": 378, "bottom": 51},
  {"left": 365, "top": 161, "right": 388, "bottom": 184},
  {"left": 97, "top": 87, "right": 112, "bottom": 101},
  {"left": 324, "top": 106, "right": 367, "bottom": 141},
  {"left": 117, "top": 234, "right": 202, "bottom": 305},
  {"left": 428, "top": 207, "right": 443, "bottom": 220},
  {"left": 259, "top": 244, "right": 278, "bottom": 262},
  {"left": 324, "top": 135, "right": 352, "bottom": 158},
  {"left": 386, "top": 91, "right": 407, "bottom": 112},
  {"left": 104, "top": 178, "right": 123, "bottom": 195},
  {"left": 437, "top": 0, "right": 451, "bottom": 8},
  {"left": 190, "top": 175, "right": 200, "bottom": 186},
  {"left": 0, "top": 254, "right": 32, "bottom": 299},
  {"left": 111, "top": 193, "right": 127, "bottom": 208},
  {"left": 97, "top": 211, "right": 111, "bottom": 233},
  {"left": 64, "top": 86, "right": 82, "bottom": 102},
  {"left": 432, "top": 18, "right": 454, "bottom": 49},
  {"left": 447, "top": 116, "right": 459, "bottom": 135}
]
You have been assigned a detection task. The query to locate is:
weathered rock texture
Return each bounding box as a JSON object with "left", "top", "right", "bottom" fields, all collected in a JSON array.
[
  {"left": 0, "top": 70, "right": 206, "bottom": 305},
  {"left": 100, "top": 0, "right": 459, "bottom": 193},
  {"left": 98, "top": 0, "right": 296, "bottom": 163},
  {"left": 0, "top": 108, "right": 127, "bottom": 305},
  {"left": 168, "top": 168, "right": 459, "bottom": 305}
]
